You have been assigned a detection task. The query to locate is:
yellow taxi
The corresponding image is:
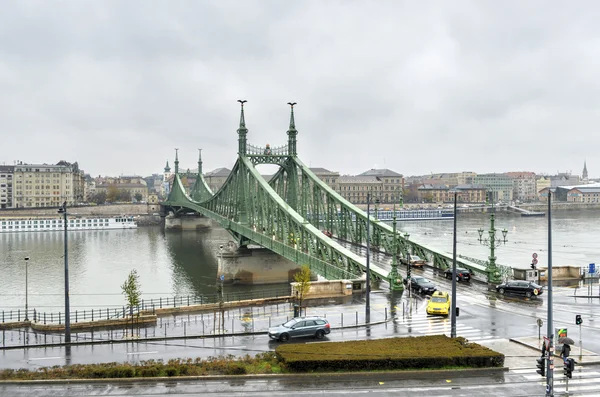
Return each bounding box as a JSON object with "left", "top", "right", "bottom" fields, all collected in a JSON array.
[{"left": 426, "top": 291, "right": 451, "bottom": 316}]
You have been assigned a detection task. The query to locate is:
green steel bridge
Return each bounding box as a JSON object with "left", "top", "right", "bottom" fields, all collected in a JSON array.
[{"left": 161, "top": 102, "right": 504, "bottom": 289}]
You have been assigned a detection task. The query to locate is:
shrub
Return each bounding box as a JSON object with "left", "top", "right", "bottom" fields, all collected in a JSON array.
[
  {"left": 139, "top": 366, "right": 161, "bottom": 378},
  {"left": 165, "top": 367, "right": 179, "bottom": 377},
  {"left": 224, "top": 363, "right": 247, "bottom": 375}
]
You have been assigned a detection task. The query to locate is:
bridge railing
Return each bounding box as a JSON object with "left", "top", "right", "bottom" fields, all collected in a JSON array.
[
  {"left": 246, "top": 143, "right": 289, "bottom": 156},
  {"left": 1, "top": 287, "right": 293, "bottom": 326}
]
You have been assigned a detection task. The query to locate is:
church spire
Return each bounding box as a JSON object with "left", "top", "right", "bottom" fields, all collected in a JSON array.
[
  {"left": 286, "top": 102, "right": 298, "bottom": 156},
  {"left": 583, "top": 160, "right": 588, "bottom": 180},
  {"left": 237, "top": 100, "right": 248, "bottom": 155},
  {"left": 174, "top": 148, "right": 179, "bottom": 175},
  {"left": 164, "top": 160, "right": 170, "bottom": 172}
]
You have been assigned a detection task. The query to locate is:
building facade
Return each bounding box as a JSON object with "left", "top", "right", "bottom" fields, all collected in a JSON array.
[
  {"left": 0, "top": 165, "right": 14, "bottom": 209},
  {"left": 338, "top": 175, "right": 382, "bottom": 205},
  {"left": 204, "top": 168, "right": 231, "bottom": 193},
  {"left": 9, "top": 161, "right": 85, "bottom": 208},
  {"left": 96, "top": 176, "right": 148, "bottom": 202},
  {"left": 357, "top": 168, "right": 403, "bottom": 204},
  {"left": 310, "top": 168, "right": 340, "bottom": 192},
  {"left": 473, "top": 173, "right": 514, "bottom": 202},
  {"left": 505, "top": 172, "right": 537, "bottom": 202}
]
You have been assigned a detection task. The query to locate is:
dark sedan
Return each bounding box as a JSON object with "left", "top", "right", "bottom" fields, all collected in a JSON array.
[
  {"left": 406, "top": 276, "right": 437, "bottom": 295},
  {"left": 444, "top": 267, "right": 471, "bottom": 282},
  {"left": 496, "top": 281, "right": 543, "bottom": 298}
]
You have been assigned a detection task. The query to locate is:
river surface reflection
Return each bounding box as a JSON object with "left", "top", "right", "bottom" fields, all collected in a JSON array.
[{"left": 1, "top": 209, "right": 599, "bottom": 312}]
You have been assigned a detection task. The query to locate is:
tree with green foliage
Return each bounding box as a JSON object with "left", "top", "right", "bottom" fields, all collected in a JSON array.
[
  {"left": 134, "top": 193, "right": 143, "bottom": 202},
  {"left": 106, "top": 185, "right": 119, "bottom": 202},
  {"left": 118, "top": 189, "right": 132, "bottom": 202},
  {"left": 121, "top": 269, "right": 142, "bottom": 337},
  {"left": 293, "top": 265, "right": 312, "bottom": 316}
]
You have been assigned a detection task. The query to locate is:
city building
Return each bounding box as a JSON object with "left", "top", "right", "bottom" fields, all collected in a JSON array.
[
  {"left": 338, "top": 175, "right": 382, "bottom": 205},
  {"left": 95, "top": 176, "right": 148, "bottom": 203},
  {"left": 505, "top": 172, "right": 537, "bottom": 202},
  {"left": 473, "top": 173, "right": 514, "bottom": 202},
  {"left": 310, "top": 168, "right": 340, "bottom": 192},
  {"left": 0, "top": 165, "right": 14, "bottom": 209},
  {"left": 453, "top": 184, "right": 487, "bottom": 203},
  {"left": 357, "top": 168, "right": 403, "bottom": 204},
  {"left": 9, "top": 161, "right": 85, "bottom": 208},
  {"left": 417, "top": 184, "right": 451, "bottom": 203},
  {"left": 536, "top": 175, "right": 551, "bottom": 198},
  {"left": 566, "top": 185, "right": 600, "bottom": 203},
  {"left": 204, "top": 168, "right": 231, "bottom": 193}
]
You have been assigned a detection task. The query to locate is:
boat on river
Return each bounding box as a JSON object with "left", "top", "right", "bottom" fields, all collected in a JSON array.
[{"left": 0, "top": 216, "right": 137, "bottom": 233}]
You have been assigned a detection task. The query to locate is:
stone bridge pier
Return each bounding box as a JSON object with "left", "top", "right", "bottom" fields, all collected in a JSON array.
[
  {"left": 164, "top": 213, "right": 212, "bottom": 230},
  {"left": 217, "top": 242, "right": 306, "bottom": 285}
]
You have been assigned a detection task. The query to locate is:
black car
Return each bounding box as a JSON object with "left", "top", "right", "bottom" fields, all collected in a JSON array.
[
  {"left": 406, "top": 276, "right": 437, "bottom": 295},
  {"left": 496, "top": 281, "right": 544, "bottom": 298},
  {"left": 444, "top": 267, "right": 471, "bottom": 282}
]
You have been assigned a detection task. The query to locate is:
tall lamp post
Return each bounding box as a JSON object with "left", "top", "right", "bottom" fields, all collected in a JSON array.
[
  {"left": 58, "top": 201, "right": 71, "bottom": 343},
  {"left": 477, "top": 197, "right": 508, "bottom": 284},
  {"left": 451, "top": 191, "right": 458, "bottom": 338},
  {"left": 404, "top": 232, "right": 411, "bottom": 298},
  {"left": 24, "top": 256, "right": 30, "bottom": 321},
  {"left": 365, "top": 192, "right": 371, "bottom": 324}
]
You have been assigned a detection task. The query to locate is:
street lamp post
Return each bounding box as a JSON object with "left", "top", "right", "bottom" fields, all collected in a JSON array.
[
  {"left": 477, "top": 202, "right": 508, "bottom": 284},
  {"left": 404, "top": 232, "right": 411, "bottom": 298},
  {"left": 451, "top": 191, "right": 458, "bottom": 338},
  {"left": 24, "top": 256, "right": 30, "bottom": 321},
  {"left": 365, "top": 192, "right": 371, "bottom": 324},
  {"left": 58, "top": 201, "right": 71, "bottom": 343}
]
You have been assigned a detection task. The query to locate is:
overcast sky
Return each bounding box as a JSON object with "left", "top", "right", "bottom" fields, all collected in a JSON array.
[{"left": 1, "top": 1, "right": 597, "bottom": 179}]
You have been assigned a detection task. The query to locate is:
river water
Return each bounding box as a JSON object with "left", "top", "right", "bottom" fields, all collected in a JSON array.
[{"left": 1, "top": 209, "right": 599, "bottom": 313}]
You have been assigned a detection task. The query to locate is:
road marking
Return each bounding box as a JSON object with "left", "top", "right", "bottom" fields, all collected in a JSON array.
[
  {"left": 126, "top": 351, "right": 158, "bottom": 355},
  {"left": 221, "top": 345, "right": 247, "bottom": 349},
  {"left": 28, "top": 356, "right": 62, "bottom": 361}
]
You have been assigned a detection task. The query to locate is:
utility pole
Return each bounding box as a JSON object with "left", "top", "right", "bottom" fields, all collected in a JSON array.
[
  {"left": 546, "top": 191, "right": 554, "bottom": 396},
  {"left": 451, "top": 191, "right": 458, "bottom": 338},
  {"left": 58, "top": 201, "right": 71, "bottom": 343},
  {"left": 365, "top": 192, "right": 371, "bottom": 324},
  {"left": 24, "top": 257, "right": 30, "bottom": 321}
]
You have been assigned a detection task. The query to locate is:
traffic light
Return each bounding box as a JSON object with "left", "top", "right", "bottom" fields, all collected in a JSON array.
[
  {"left": 455, "top": 307, "right": 460, "bottom": 317},
  {"left": 531, "top": 262, "right": 536, "bottom": 270},
  {"left": 536, "top": 355, "right": 546, "bottom": 377},
  {"left": 564, "top": 357, "right": 575, "bottom": 379},
  {"left": 576, "top": 314, "right": 583, "bottom": 325}
]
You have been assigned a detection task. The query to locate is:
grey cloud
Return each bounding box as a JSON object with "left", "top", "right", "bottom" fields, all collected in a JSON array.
[{"left": 0, "top": 0, "right": 598, "bottom": 178}]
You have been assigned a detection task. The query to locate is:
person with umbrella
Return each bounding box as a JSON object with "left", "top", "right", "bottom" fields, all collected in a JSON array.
[{"left": 559, "top": 337, "right": 575, "bottom": 364}]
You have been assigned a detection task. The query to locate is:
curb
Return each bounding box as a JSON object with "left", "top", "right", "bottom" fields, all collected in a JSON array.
[
  {"left": 509, "top": 338, "right": 600, "bottom": 366},
  {"left": 0, "top": 366, "right": 509, "bottom": 385},
  {"left": 0, "top": 319, "right": 390, "bottom": 351}
]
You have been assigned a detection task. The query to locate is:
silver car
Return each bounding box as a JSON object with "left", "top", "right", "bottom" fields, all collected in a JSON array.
[{"left": 268, "top": 316, "right": 331, "bottom": 342}]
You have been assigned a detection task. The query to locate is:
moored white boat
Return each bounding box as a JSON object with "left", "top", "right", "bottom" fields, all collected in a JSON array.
[{"left": 0, "top": 216, "right": 137, "bottom": 233}]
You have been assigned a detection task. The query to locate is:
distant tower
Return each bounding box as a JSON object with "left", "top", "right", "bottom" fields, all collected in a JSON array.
[
  {"left": 583, "top": 160, "right": 588, "bottom": 182},
  {"left": 163, "top": 160, "right": 172, "bottom": 197},
  {"left": 164, "top": 160, "right": 172, "bottom": 181}
]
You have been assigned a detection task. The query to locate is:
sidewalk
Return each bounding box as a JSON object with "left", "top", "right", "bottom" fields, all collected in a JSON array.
[{"left": 510, "top": 336, "right": 600, "bottom": 366}]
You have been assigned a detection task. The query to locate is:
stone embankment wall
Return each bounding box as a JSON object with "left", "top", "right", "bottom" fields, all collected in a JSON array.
[
  {"left": 0, "top": 203, "right": 150, "bottom": 217},
  {"left": 0, "top": 204, "right": 163, "bottom": 225}
]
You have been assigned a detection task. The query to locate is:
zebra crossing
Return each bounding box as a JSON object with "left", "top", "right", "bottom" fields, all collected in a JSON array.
[
  {"left": 396, "top": 312, "right": 500, "bottom": 342},
  {"left": 512, "top": 366, "right": 600, "bottom": 395}
]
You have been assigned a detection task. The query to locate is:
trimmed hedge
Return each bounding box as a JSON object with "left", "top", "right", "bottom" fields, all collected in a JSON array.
[{"left": 276, "top": 335, "right": 505, "bottom": 372}]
